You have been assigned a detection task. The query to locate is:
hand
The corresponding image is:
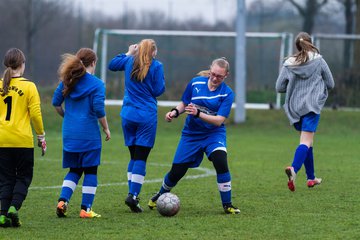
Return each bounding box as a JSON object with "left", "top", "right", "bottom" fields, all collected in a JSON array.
[
  {"left": 126, "top": 44, "right": 138, "bottom": 55},
  {"left": 165, "top": 111, "right": 176, "bottom": 122},
  {"left": 103, "top": 128, "right": 111, "bottom": 141},
  {"left": 37, "top": 134, "right": 47, "bottom": 156},
  {"left": 185, "top": 103, "right": 198, "bottom": 116}
]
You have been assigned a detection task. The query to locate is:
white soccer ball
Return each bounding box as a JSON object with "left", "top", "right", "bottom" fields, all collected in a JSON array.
[{"left": 157, "top": 192, "right": 180, "bottom": 217}]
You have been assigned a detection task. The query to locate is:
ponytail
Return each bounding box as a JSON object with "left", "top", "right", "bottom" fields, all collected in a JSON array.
[
  {"left": 1, "top": 67, "right": 12, "bottom": 96},
  {"left": 1, "top": 48, "right": 26, "bottom": 96},
  {"left": 293, "top": 32, "right": 320, "bottom": 64},
  {"left": 58, "top": 48, "right": 96, "bottom": 96},
  {"left": 58, "top": 54, "right": 86, "bottom": 96},
  {"left": 131, "top": 39, "right": 157, "bottom": 82}
]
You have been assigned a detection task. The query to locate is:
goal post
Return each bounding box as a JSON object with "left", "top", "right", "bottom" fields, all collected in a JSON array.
[{"left": 93, "top": 29, "right": 293, "bottom": 117}]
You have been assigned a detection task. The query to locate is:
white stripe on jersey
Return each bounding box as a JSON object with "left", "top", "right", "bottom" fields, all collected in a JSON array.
[
  {"left": 191, "top": 81, "right": 207, "bottom": 86},
  {"left": 191, "top": 93, "right": 228, "bottom": 100}
]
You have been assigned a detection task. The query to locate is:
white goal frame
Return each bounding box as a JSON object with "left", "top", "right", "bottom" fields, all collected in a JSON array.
[{"left": 93, "top": 29, "right": 293, "bottom": 110}]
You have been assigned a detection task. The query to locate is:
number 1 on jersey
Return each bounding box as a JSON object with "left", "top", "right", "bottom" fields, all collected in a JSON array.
[{"left": 4, "top": 96, "right": 12, "bottom": 121}]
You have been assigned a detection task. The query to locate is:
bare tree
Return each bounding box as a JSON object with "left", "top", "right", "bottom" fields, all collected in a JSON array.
[
  {"left": 354, "top": 0, "right": 360, "bottom": 68},
  {"left": 337, "top": 0, "right": 356, "bottom": 69},
  {"left": 288, "top": 0, "right": 329, "bottom": 33},
  {"left": 17, "top": 0, "right": 62, "bottom": 78}
]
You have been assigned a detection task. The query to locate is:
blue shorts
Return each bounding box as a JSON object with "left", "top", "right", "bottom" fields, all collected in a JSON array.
[
  {"left": 293, "top": 112, "right": 320, "bottom": 132},
  {"left": 63, "top": 148, "right": 101, "bottom": 168},
  {"left": 173, "top": 132, "right": 227, "bottom": 168},
  {"left": 122, "top": 118, "right": 157, "bottom": 148}
]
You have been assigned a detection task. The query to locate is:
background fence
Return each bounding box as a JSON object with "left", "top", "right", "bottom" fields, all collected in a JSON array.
[{"left": 94, "top": 29, "right": 360, "bottom": 109}]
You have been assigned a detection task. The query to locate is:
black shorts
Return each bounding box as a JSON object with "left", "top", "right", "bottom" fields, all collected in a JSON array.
[{"left": 0, "top": 147, "right": 34, "bottom": 184}]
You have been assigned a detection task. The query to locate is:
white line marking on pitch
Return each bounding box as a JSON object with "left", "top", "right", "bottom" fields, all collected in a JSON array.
[{"left": 29, "top": 163, "right": 216, "bottom": 190}]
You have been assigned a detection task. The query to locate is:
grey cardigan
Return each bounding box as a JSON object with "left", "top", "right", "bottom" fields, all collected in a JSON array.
[{"left": 275, "top": 55, "right": 335, "bottom": 125}]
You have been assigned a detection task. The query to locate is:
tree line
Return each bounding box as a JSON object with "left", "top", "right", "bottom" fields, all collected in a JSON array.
[{"left": 0, "top": 0, "right": 359, "bottom": 106}]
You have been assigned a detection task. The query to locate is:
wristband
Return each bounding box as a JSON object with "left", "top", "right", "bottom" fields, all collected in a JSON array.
[
  {"left": 171, "top": 108, "right": 180, "bottom": 118},
  {"left": 194, "top": 109, "right": 200, "bottom": 118}
]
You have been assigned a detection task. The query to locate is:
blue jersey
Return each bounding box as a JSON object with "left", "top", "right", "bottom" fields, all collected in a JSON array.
[
  {"left": 181, "top": 76, "right": 234, "bottom": 135},
  {"left": 52, "top": 73, "right": 106, "bottom": 152},
  {"left": 108, "top": 54, "right": 165, "bottom": 123}
]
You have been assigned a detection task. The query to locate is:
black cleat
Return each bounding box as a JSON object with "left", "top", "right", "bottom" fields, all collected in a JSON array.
[{"left": 125, "top": 194, "right": 143, "bottom": 213}]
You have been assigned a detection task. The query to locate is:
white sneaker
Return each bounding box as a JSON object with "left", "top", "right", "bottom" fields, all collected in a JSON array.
[{"left": 285, "top": 166, "right": 296, "bottom": 192}]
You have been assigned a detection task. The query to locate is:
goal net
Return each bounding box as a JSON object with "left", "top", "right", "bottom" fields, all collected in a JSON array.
[{"left": 93, "top": 29, "right": 293, "bottom": 109}]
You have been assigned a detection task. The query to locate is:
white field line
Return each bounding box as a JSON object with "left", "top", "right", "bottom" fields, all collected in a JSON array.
[{"left": 29, "top": 163, "right": 216, "bottom": 190}]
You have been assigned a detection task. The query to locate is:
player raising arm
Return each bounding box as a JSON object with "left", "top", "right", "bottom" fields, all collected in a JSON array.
[
  {"left": 149, "top": 57, "right": 240, "bottom": 214},
  {"left": 0, "top": 48, "right": 46, "bottom": 227},
  {"left": 108, "top": 39, "right": 165, "bottom": 213}
]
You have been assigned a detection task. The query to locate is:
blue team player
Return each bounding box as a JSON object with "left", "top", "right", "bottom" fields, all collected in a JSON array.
[
  {"left": 53, "top": 48, "right": 111, "bottom": 218},
  {"left": 108, "top": 39, "right": 165, "bottom": 213},
  {"left": 148, "top": 58, "right": 240, "bottom": 214}
]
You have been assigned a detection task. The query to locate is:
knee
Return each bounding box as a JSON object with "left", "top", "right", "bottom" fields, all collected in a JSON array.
[{"left": 209, "top": 150, "right": 229, "bottom": 174}]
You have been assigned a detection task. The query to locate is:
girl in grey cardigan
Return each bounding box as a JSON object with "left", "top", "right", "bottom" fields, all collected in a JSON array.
[{"left": 275, "top": 32, "right": 335, "bottom": 192}]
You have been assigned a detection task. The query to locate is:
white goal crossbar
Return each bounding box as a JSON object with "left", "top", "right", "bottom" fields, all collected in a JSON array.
[{"left": 94, "top": 29, "right": 293, "bottom": 110}]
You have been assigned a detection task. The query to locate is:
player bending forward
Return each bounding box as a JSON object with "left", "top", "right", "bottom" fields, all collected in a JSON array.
[{"left": 148, "top": 58, "right": 240, "bottom": 214}]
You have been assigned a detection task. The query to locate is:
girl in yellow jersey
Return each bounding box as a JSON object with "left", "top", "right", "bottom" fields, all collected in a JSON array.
[{"left": 0, "top": 48, "right": 46, "bottom": 227}]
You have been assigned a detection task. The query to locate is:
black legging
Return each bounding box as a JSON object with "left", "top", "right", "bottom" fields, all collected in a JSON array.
[
  {"left": 69, "top": 166, "right": 98, "bottom": 177},
  {"left": 128, "top": 145, "right": 152, "bottom": 161},
  {"left": 167, "top": 150, "right": 229, "bottom": 183}
]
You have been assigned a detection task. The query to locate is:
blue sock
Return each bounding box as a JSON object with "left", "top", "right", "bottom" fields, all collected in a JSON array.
[
  {"left": 127, "top": 160, "right": 135, "bottom": 192},
  {"left": 81, "top": 174, "right": 97, "bottom": 210},
  {"left": 217, "top": 172, "right": 232, "bottom": 205},
  {"left": 292, "top": 144, "right": 309, "bottom": 173},
  {"left": 59, "top": 172, "right": 81, "bottom": 202},
  {"left": 129, "top": 160, "right": 146, "bottom": 197},
  {"left": 304, "top": 147, "right": 315, "bottom": 180},
  {"left": 159, "top": 173, "right": 176, "bottom": 194}
]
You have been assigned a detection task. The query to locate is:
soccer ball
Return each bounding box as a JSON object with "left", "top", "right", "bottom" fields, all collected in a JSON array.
[{"left": 157, "top": 193, "right": 180, "bottom": 217}]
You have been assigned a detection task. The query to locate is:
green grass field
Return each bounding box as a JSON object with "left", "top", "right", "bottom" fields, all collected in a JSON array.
[{"left": 1, "top": 103, "right": 360, "bottom": 240}]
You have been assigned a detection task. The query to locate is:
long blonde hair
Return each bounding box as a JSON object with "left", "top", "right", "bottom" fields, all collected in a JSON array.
[
  {"left": 292, "top": 32, "right": 320, "bottom": 64},
  {"left": 131, "top": 39, "right": 157, "bottom": 82},
  {"left": 58, "top": 48, "right": 97, "bottom": 96},
  {"left": 1, "top": 48, "right": 26, "bottom": 96}
]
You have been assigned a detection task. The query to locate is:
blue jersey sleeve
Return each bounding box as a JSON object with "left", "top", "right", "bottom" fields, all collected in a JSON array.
[
  {"left": 108, "top": 54, "right": 130, "bottom": 71},
  {"left": 217, "top": 89, "right": 234, "bottom": 118},
  {"left": 52, "top": 82, "right": 65, "bottom": 107},
  {"left": 181, "top": 80, "right": 194, "bottom": 105},
  {"left": 92, "top": 82, "right": 106, "bottom": 118},
  {"left": 152, "top": 64, "right": 165, "bottom": 97}
]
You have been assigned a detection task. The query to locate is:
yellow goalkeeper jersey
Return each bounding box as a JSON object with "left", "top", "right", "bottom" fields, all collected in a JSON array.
[{"left": 0, "top": 77, "right": 45, "bottom": 148}]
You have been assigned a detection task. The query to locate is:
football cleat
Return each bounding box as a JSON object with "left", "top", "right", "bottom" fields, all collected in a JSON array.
[
  {"left": 56, "top": 201, "right": 68, "bottom": 218},
  {"left": 307, "top": 178, "right": 322, "bottom": 188},
  {"left": 79, "top": 209, "right": 101, "bottom": 218},
  {"left": 7, "top": 206, "right": 21, "bottom": 227},
  {"left": 0, "top": 215, "right": 12, "bottom": 227},
  {"left": 223, "top": 204, "right": 241, "bottom": 214},
  {"left": 148, "top": 192, "right": 161, "bottom": 210},
  {"left": 285, "top": 166, "right": 296, "bottom": 192},
  {"left": 125, "top": 194, "right": 143, "bottom": 213}
]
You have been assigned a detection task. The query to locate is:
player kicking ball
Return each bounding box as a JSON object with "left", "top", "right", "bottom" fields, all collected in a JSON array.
[{"left": 148, "top": 58, "right": 240, "bottom": 214}]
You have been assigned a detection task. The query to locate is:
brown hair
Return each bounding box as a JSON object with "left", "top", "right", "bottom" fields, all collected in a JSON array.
[
  {"left": 292, "top": 32, "right": 320, "bottom": 64},
  {"left": 1, "top": 48, "right": 26, "bottom": 96},
  {"left": 197, "top": 57, "right": 230, "bottom": 76},
  {"left": 131, "top": 39, "right": 157, "bottom": 82},
  {"left": 58, "top": 48, "right": 96, "bottom": 96}
]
